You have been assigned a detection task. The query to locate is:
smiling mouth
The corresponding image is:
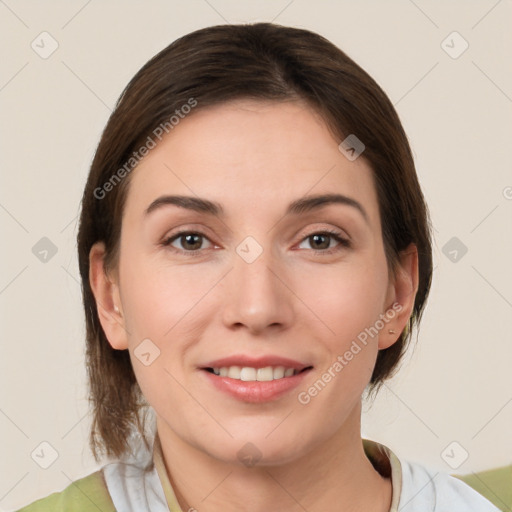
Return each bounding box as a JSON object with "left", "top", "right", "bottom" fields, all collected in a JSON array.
[{"left": 203, "top": 366, "right": 313, "bottom": 382}]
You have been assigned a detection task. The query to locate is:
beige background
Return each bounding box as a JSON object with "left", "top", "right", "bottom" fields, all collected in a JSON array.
[{"left": 1, "top": 0, "right": 511, "bottom": 509}]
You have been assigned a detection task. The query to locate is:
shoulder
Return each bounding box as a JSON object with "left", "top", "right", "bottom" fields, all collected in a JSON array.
[
  {"left": 15, "top": 470, "right": 116, "bottom": 512},
  {"left": 398, "top": 458, "right": 501, "bottom": 511}
]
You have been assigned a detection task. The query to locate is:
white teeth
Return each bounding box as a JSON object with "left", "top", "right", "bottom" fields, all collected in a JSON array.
[
  {"left": 256, "top": 367, "right": 273, "bottom": 381},
  {"left": 273, "top": 366, "right": 285, "bottom": 379},
  {"left": 211, "top": 365, "right": 300, "bottom": 381},
  {"left": 240, "top": 367, "right": 257, "bottom": 381},
  {"left": 227, "top": 366, "right": 241, "bottom": 379}
]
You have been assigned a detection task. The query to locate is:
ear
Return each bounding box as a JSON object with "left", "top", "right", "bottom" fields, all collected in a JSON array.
[
  {"left": 379, "top": 243, "right": 419, "bottom": 350},
  {"left": 89, "top": 241, "right": 129, "bottom": 350}
]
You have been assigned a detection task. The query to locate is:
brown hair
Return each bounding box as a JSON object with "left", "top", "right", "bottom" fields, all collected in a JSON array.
[{"left": 77, "top": 22, "right": 432, "bottom": 461}]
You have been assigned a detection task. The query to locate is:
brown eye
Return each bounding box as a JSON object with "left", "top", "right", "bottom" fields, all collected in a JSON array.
[
  {"left": 163, "top": 231, "right": 213, "bottom": 253},
  {"left": 309, "top": 233, "right": 331, "bottom": 250},
  {"left": 298, "top": 230, "right": 351, "bottom": 253}
]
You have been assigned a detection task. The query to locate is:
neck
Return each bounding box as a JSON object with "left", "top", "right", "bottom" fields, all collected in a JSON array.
[{"left": 156, "top": 402, "right": 392, "bottom": 512}]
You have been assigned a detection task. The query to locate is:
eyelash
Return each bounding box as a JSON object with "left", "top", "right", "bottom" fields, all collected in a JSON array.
[{"left": 161, "top": 229, "right": 351, "bottom": 257}]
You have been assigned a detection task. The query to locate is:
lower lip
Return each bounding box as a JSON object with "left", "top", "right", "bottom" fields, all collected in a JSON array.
[{"left": 200, "top": 368, "right": 312, "bottom": 403}]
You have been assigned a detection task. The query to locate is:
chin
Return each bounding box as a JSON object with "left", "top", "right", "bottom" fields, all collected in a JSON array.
[{"left": 199, "top": 427, "right": 312, "bottom": 468}]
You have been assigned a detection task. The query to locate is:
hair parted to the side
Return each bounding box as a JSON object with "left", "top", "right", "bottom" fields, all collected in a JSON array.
[{"left": 77, "top": 22, "right": 433, "bottom": 462}]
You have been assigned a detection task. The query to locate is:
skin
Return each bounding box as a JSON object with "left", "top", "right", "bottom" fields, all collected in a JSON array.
[{"left": 90, "top": 99, "right": 418, "bottom": 512}]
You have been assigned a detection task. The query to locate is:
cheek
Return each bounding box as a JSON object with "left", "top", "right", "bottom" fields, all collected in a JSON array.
[
  {"left": 121, "top": 267, "right": 191, "bottom": 417},
  {"left": 294, "top": 257, "right": 388, "bottom": 338},
  {"left": 291, "top": 257, "right": 388, "bottom": 397},
  {"left": 119, "top": 253, "right": 214, "bottom": 384},
  {"left": 291, "top": 264, "right": 386, "bottom": 418},
  {"left": 120, "top": 249, "right": 203, "bottom": 337}
]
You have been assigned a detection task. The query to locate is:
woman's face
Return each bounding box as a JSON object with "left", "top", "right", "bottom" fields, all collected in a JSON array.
[{"left": 92, "top": 99, "right": 415, "bottom": 465}]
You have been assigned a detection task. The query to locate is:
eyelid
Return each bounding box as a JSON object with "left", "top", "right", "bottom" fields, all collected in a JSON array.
[
  {"left": 162, "top": 223, "right": 217, "bottom": 243},
  {"left": 295, "top": 222, "right": 351, "bottom": 243}
]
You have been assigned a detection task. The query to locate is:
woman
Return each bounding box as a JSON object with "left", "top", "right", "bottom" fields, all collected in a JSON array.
[{"left": 17, "top": 22, "right": 499, "bottom": 511}]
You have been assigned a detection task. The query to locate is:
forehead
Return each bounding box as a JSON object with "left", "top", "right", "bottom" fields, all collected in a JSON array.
[{"left": 124, "top": 99, "right": 380, "bottom": 226}]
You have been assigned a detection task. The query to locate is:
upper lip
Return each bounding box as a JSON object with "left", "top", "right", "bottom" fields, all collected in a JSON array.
[{"left": 201, "top": 355, "right": 312, "bottom": 372}]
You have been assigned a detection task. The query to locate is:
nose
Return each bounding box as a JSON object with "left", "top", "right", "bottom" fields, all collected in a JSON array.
[{"left": 221, "top": 242, "right": 294, "bottom": 335}]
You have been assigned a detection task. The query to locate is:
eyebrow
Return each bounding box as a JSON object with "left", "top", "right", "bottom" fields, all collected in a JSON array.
[{"left": 144, "top": 193, "right": 369, "bottom": 224}]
